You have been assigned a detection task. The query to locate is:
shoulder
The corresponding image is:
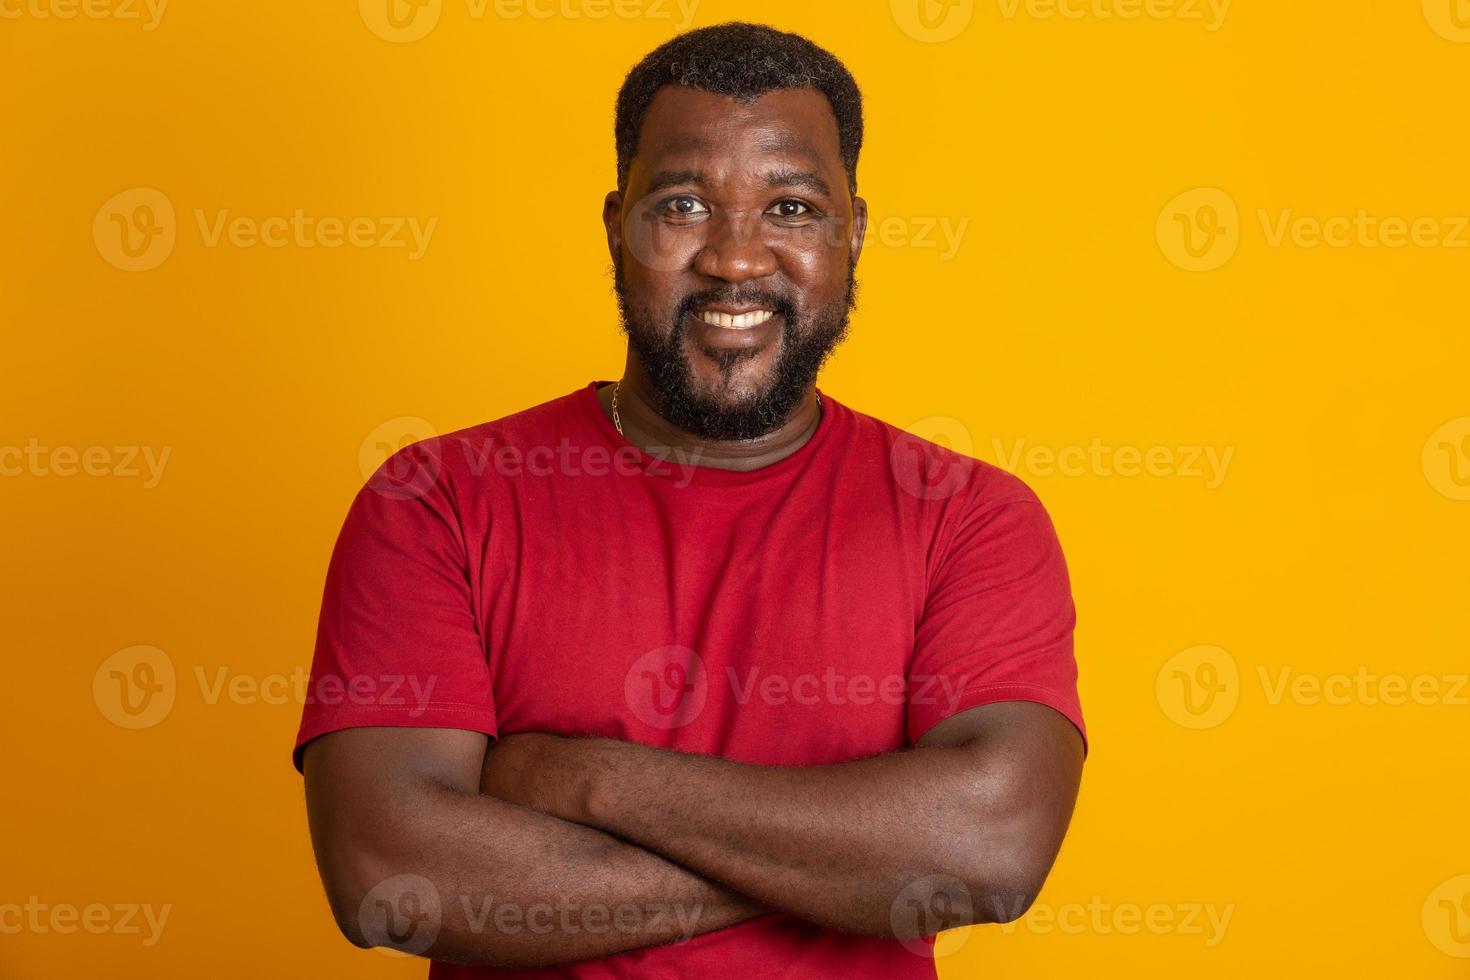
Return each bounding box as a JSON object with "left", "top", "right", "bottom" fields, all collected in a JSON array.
[
  {"left": 361, "top": 386, "right": 590, "bottom": 504},
  {"left": 833, "top": 396, "right": 1045, "bottom": 515}
]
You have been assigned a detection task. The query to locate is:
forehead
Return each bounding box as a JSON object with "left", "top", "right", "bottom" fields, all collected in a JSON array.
[{"left": 630, "top": 86, "right": 844, "bottom": 184}]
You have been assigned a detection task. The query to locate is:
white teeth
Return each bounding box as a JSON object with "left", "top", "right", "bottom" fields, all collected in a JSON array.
[{"left": 700, "top": 309, "right": 775, "bottom": 329}]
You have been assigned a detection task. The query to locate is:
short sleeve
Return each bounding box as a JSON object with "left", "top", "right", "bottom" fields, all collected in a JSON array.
[
  {"left": 291, "top": 440, "right": 497, "bottom": 772},
  {"left": 906, "top": 492, "right": 1087, "bottom": 754}
]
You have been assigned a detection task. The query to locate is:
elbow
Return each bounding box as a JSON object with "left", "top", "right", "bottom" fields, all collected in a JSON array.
[
  {"left": 317, "top": 845, "right": 388, "bottom": 950},
  {"left": 957, "top": 831, "right": 1057, "bottom": 925},
  {"left": 937, "top": 803, "right": 1069, "bottom": 927},
  {"left": 313, "top": 822, "right": 435, "bottom": 953},
  {"left": 894, "top": 856, "right": 1048, "bottom": 935},
  {"left": 970, "top": 868, "right": 1044, "bottom": 925}
]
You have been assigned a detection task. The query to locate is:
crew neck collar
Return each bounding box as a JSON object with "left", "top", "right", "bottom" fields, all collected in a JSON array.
[{"left": 573, "top": 380, "right": 840, "bottom": 487}]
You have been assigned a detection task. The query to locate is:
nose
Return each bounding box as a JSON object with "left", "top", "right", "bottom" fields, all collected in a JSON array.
[{"left": 692, "top": 208, "right": 778, "bottom": 283}]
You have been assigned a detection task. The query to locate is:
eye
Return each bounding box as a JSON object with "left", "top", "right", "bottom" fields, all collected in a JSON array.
[
  {"left": 768, "top": 199, "right": 812, "bottom": 219},
  {"left": 661, "top": 195, "right": 710, "bottom": 219}
]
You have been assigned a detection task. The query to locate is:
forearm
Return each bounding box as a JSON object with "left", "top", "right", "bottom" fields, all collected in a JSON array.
[
  {"left": 315, "top": 774, "right": 765, "bottom": 967},
  {"left": 544, "top": 740, "right": 1038, "bottom": 935}
]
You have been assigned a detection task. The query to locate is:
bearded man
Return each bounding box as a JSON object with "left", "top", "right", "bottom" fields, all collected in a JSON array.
[{"left": 296, "top": 21, "right": 1087, "bottom": 979}]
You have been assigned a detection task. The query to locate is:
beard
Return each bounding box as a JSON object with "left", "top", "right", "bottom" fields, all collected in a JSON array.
[{"left": 613, "top": 257, "right": 858, "bottom": 441}]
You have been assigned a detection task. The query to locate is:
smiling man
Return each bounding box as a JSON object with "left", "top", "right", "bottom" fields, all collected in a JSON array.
[{"left": 297, "top": 21, "right": 1086, "bottom": 978}]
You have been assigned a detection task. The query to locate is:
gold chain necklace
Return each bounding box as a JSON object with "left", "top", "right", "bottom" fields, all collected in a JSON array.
[{"left": 611, "top": 381, "right": 821, "bottom": 437}]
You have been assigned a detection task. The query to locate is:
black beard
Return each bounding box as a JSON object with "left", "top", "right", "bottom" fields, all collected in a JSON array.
[{"left": 613, "top": 259, "right": 857, "bottom": 441}]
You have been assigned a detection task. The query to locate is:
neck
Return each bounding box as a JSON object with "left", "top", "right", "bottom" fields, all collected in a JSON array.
[{"left": 598, "top": 360, "right": 822, "bottom": 473}]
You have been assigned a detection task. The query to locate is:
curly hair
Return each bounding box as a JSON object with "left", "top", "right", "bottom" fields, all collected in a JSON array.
[{"left": 614, "top": 22, "right": 864, "bottom": 195}]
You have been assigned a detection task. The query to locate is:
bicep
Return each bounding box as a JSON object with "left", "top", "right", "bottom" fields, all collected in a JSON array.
[{"left": 919, "top": 700, "right": 1083, "bottom": 798}]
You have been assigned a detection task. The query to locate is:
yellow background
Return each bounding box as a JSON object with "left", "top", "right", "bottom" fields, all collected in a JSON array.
[{"left": 3, "top": 0, "right": 1468, "bottom": 976}]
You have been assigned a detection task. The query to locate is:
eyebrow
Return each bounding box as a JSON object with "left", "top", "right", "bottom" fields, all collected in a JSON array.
[{"left": 642, "top": 165, "right": 833, "bottom": 199}]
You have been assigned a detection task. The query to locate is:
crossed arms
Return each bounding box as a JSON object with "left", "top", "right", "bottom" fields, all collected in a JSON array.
[{"left": 302, "top": 700, "right": 1083, "bottom": 968}]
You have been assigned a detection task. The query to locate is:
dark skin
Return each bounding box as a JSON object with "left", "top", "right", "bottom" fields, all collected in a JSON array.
[
  {"left": 599, "top": 85, "right": 865, "bottom": 470},
  {"left": 304, "top": 85, "right": 1084, "bottom": 967}
]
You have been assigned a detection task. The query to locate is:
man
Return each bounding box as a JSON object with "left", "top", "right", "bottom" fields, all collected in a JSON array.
[{"left": 297, "top": 21, "right": 1086, "bottom": 978}]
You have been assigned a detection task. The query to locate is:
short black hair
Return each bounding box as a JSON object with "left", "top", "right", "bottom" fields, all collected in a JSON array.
[{"left": 614, "top": 22, "right": 864, "bottom": 196}]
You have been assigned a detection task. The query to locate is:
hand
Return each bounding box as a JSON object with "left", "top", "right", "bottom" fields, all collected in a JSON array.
[{"left": 479, "top": 733, "right": 600, "bottom": 822}]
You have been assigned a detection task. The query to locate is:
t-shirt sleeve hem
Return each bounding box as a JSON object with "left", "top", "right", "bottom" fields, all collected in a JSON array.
[
  {"left": 907, "top": 682, "right": 1088, "bottom": 757},
  {"left": 291, "top": 702, "right": 499, "bottom": 774}
]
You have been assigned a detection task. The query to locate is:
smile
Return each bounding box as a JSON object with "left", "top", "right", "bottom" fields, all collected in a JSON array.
[{"left": 698, "top": 309, "right": 776, "bottom": 329}]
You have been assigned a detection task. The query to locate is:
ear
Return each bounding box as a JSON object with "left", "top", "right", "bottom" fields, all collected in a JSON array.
[
  {"left": 603, "top": 190, "right": 624, "bottom": 267},
  {"left": 849, "top": 194, "right": 869, "bottom": 266}
]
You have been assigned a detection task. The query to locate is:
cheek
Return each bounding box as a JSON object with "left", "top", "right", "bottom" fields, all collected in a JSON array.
[
  {"left": 623, "top": 268, "right": 684, "bottom": 320},
  {"left": 622, "top": 210, "right": 705, "bottom": 277},
  {"left": 779, "top": 237, "right": 849, "bottom": 306}
]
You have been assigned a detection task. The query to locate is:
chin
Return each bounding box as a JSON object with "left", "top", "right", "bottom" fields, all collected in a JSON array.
[{"left": 684, "top": 354, "right": 781, "bottom": 405}]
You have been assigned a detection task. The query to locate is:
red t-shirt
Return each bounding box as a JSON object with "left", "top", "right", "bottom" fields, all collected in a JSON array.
[{"left": 294, "top": 381, "right": 1085, "bottom": 979}]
